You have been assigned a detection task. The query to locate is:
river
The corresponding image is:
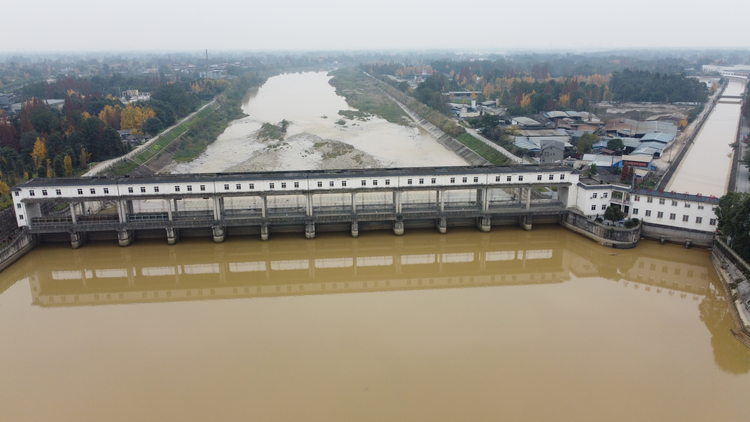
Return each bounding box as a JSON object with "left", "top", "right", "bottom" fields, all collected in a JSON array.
[
  {"left": 169, "top": 72, "right": 466, "bottom": 173},
  {"left": 1, "top": 227, "right": 750, "bottom": 421}
]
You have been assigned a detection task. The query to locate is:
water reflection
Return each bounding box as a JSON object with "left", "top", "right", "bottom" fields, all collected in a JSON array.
[{"left": 2, "top": 227, "right": 746, "bottom": 374}]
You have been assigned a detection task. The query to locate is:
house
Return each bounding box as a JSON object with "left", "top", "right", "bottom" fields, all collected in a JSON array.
[
  {"left": 615, "top": 155, "right": 655, "bottom": 171},
  {"left": 540, "top": 140, "right": 564, "bottom": 164},
  {"left": 511, "top": 117, "right": 543, "bottom": 128}
]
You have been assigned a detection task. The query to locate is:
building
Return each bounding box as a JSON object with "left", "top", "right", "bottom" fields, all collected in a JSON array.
[
  {"left": 540, "top": 140, "right": 564, "bottom": 164},
  {"left": 511, "top": 117, "right": 543, "bottom": 127}
]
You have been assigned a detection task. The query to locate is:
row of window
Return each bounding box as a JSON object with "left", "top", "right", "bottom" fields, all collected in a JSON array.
[
  {"left": 634, "top": 195, "right": 705, "bottom": 209},
  {"left": 591, "top": 192, "right": 609, "bottom": 199},
  {"left": 19, "top": 173, "right": 571, "bottom": 197},
  {"left": 632, "top": 208, "right": 716, "bottom": 225}
]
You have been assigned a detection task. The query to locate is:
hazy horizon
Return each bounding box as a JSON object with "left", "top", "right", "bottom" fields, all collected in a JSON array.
[{"left": 5, "top": 0, "right": 750, "bottom": 53}]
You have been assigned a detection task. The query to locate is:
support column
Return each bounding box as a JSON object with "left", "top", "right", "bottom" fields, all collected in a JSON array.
[
  {"left": 212, "top": 226, "right": 226, "bottom": 243},
  {"left": 117, "top": 200, "right": 127, "bottom": 223},
  {"left": 261, "top": 196, "right": 267, "bottom": 218},
  {"left": 351, "top": 221, "right": 359, "bottom": 238},
  {"left": 526, "top": 187, "right": 532, "bottom": 210},
  {"left": 393, "top": 220, "right": 404, "bottom": 236},
  {"left": 213, "top": 197, "right": 222, "bottom": 221},
  {"left": 437, "top": 217, "right": 447, "bottom": 234},
  {"left": 260, "top": 223, "right": 269, "bottom": 241},
  {"left": 305, "top": 222, "right": 316, "bottom": 239},
  {"left": 306, "top": 193, "right": 313, "bottom": 217},
  {"left": 396, "top": 191, "right": 402, "bottom": 214},
  {"left": 118, "top": 229, "right": 133, "bottom": 247},
  {"left": 352, "top": 193, "right": 357, "bottom": 214},
  {"left": 166, "top": 227, "right": 179, "bottom": 245},
  {"left": 173, "top": 199, "right": 179, "bottom": 212},
  {"left": 519, "top": 214, "right": 532, "bottom": 231},
  {"left": 70, "top": 231, "right": 85, "bottom": 249},
  {"left": 477, "top": 216, "right": 491, "bottom": 232},
  {"left": 166, "top": 199, "right": 173, "bottom": 221},
  {"left": 483, "top": 188, "right": 489, "bottom": 212},
  {"left": 70, "top": 203, "right": 77, "bottom": 224}
]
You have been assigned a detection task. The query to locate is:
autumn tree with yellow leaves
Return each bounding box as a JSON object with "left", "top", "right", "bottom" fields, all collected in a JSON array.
[
  {"left": 63, "top": 155, "right": 73, "bottom": 176},
  {"left": 30, "top": 138, "right": 47, "bottom": 169},
  {"left": 98, "top": 105, "right": 122, "bottom": 129},
  {"left": 120, "top": 105, "right": 156, "bottom": 135}
]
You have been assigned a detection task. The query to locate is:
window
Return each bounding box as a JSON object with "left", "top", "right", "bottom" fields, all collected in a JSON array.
[
  {"left": 462, "top": 177, "right": 467, "bottom": 183},
  {"left": 645, "top": 210, "right": 652, "bottom": 217},
  {"left": 407, "top": 179, "right": 413, "bottom": 185},
  {"left": 342, "top": 181, "right": 347, "bottom": 187},
  {"left": 16, "top": 203, "right": 21, "bottom": 209},
  {"left": 76, "top": 189, "right": 82, "bottom": 195},
  {"left": 634, "top": 195, "right": 640, "bottom": 201},
  {"left": 236, "top": 184, "right": 241, "bottom": 190},
  {"left": 269, "top": 183, "right": 275, "bottom": 189},
  {"left": 697, "top": 205, "right": 704, "bottom": 210},
  {"left": 329, "top": 181, "right": 334, "bottom": 187},
  {"left": 200, "top": 185, "right": 206, "bottom": 191},
  {"left": 710, "top": 218, "right": 717, "bottom": 225},
  {"left": 294, "top": 182, "right": 299, "bottom": 188},
  {"left": 659, "top": 198, "right": 665, "bottom": 205},
  {"left": 684, "top": 203, "right": 691, "bottom": 208},
  {"left": 682, "top": 215, "right": 689, "bottom": 222},
  {"left": 591, "top": 205, "right": 596, "bottom": 211},
  {"left": 103, "top": 188, "right": 109, "bottom": 194},
  {"left": 90, "top": 188, "right": 96, "bottom": 194},
  {"left": 42, "top": 189, "right": 47, "bottom": 196},
  {"left": 560, "top": 174, "right": 565, "bottom": 180},
  {"left": 128, "top": 187, "right": 134, "bottom": 193},
  {"left": 474, "top": 177, "right": 479, "bottom": 183},
  {"left": 450, "top": 177, "right": 455, "bottom": 183},
  {"left": 282, "top": 182, "right": 287, "bottom": 188},
  {"left": 373, "top": 180, "right": 378, "bottom": 186},
  {"left": 14, "top": 192, "right": 18, "bottom": 197},
  {"left": 55, "top": 189, "right": 61, "bottom": 195},
  {"left": 696, "top": 217, "right": 703, "bottom": 224},
  {"left": 537, "top": 175, "right": 542, "bottom": 181},
  {"left": 518, "top": 176, "right": 523, "bottom": 182},
  {"left": 384, "top": 180, "right": 389, "bottom": 186},
  {"left": 647, "top": 197, "right": 653, "bottom": 203},
  {"left": 187, "top": 185, "right": 193, "bottom": 192},
  {"left": 18, "top": 215, "right": 23, "bottom": 220},
  {"left": 601, "top": 204, "right": 606, "bottom": 210},
  {"left": 419, "top": 178, "right": 424, "bottom": 185},
  {"left": 317, "top": 181, "right": 323, "bottom": 187},
  {"left": 224, "top": 184, "right": 229, "bottom": 190},
  {"left": 431, "top": 178, "right": 436, "bottom": 184},
  {"left": 672, "top": 200, "right": 678, "bottom": 206},
  {"left": 361, "top": 180, "right": 366, "bottom": 186},
  {"left": 507, "top": 176, "right": 512, "bottom": 182},
  {"left": 657, "top": 211, "right": 664, "bottom": 218},
  {"left": 29, "top": 190, "right": 35, "bottom": 196},
  {"left": 175, "top": 186, "right": 181, "bottom": 192},
  {"left": 249, "top": 183, "right": 255, "bottom": 189},
  {"left": 633, "top": 209, "right": 639, "bottom": 215},
  {"left": 592, "top": 193, "right": 598, "bottom": 199},
  {"left": 154, "top": 187, "right": 159, "bottom": 193},
  {"left": 549, "top": 174, "right": 554, "bottom": 180},
  {"left": 496, "top": 176, "right": 501, "bottom": 182},
  {"left": 603, "top": 193, "right": 608, "bottom": 198},
  {"left": 669, "top": 213, "right": 676, "bottom": 220}
]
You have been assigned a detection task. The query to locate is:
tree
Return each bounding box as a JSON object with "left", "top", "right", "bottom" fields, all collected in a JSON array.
[
  {"left": 120, "top": 105, "right": 156, "bottom": 135},
  {"left": 63, "top": 155, "right": 73, "bottom": 176},
  {"left": 716, "top": 192, "right": 750, "bottom": 261},
  {"left": 587, "top": 163, "right": 598, "bottom": 177},
  {"left": 46, "top": 158, "right": 54, "bottom": 178},
  {"left": 30, "top": 138, "right": 47, "bottom": 168},
  {"left": 576, "top": 133, "right": 597, "bottom": 155},
  {"left": 607, "top": 138, "right": 624, "bottom": 151},
  {"left": 604, "top": 205, "right": 624, "bottom": 222},
  {"left": 79, "top": 147, "right": 91, "bottom": 168},
  {"left": 53, "top": 155, "right": 64, "bottom": 177},
  {"left": 142, "top": 117, "right": 163, "bottom": 136},
  {"left": 620, "top": 162, "right": 634, "bottom": 183}
]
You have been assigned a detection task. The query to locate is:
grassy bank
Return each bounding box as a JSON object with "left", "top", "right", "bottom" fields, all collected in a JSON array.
[
  {"left": 328, "top": 68, "right": 410, "bottom": 125},
  {"left": 455, "top": 133, "right": 511, "bottom": 165}
]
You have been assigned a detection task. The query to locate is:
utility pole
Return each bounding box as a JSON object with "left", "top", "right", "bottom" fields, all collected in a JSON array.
[{"left": 206, "top": 49, "right": 209, "bottom": 79}]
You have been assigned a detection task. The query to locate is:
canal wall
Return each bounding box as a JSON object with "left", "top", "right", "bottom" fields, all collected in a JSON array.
[
  {"left": 711, "top": 239, "right": 750, "bottom": 349},
  {"left": 641, "top": 222, "right": 715, "bottom": 248},
  {"left": 561, "top": 211, "right": 640, "bottom": 249},
  {"left": 0, "top": 228, "right": 38, "bottom": 273}
]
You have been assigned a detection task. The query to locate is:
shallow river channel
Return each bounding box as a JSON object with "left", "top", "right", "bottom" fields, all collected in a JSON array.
[{"left": 1, "top": 227, "right": 750, "bottom": 421}]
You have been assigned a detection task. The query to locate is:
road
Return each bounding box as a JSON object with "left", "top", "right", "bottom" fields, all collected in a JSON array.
[{"left": 464, "top": 128, "right": 527, "bottom": 164}]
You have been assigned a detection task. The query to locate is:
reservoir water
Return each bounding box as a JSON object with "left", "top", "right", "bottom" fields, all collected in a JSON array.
[{"left": 1, "top": 227, "right": 750, "bottom": 421}]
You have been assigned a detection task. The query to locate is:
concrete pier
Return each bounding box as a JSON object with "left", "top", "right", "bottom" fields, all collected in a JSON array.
[
  {"left": 351, "top": 221, "right": 359, "bottom": 238},
  {"left": 166, "top": 227, "right": 179, "bottom": 245},
  {"left": 118, "top": 229, "right": 134, "bottom": 247},
  {"left": 477, "top": 216, "right": 491, "bottom": 232},
  {"left": 305, "top": 222, "right": 316, "bottom": 239},
  {"left": 260, "top": 224, "right": 269, "bottom": 241},
  {"left": 393, "top": 220, "right": 404, "bottom": 236},
  {"left": 437, "top": 217, "right": 447, "bottom": 234},
  {"left": 520, "top": 215, "right": 533, "bottom": 231},
  {"left": 212, "top": 226, "right": 226, "bottom": 243},
  {"left": 70, "top": 232, "right": 85, "bottom": 249}
]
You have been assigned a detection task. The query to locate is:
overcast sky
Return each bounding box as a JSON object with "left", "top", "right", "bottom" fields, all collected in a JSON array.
[{"left": 5, "top": 0, "right": 750, "bottom": 52}]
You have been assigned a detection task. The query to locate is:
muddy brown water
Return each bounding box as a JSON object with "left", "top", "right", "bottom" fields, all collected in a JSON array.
[{"left": 1, "top": 226, "right": 749, "bottom": 421}]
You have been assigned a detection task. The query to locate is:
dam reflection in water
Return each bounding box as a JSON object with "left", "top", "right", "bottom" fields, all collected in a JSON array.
[{"left": 2, "top": 226, "right": 750, "bottom": 422}]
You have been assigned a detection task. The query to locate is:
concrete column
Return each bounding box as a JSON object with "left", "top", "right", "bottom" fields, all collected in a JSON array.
[
  {"left": 393, "top": 220, "right": 404, "bottom": 236},
  {"left": 526, "top": 187, "right": 532, "bottom": 210},
  {"left": 166, "top": 199, "right": 173, "bottom": 221},
  {"left": 306, "top": 193, "right": 312, "bottom": 217},
  {"left": 351, "top": 221, "right": 359, "bottom": 238},
  {"left": 70, "top": 203, "right": 77, "bottom": 224},
  {"left": 127, "top": 200, "right": 134, "bottom": 215},
  {"left": 396, "top": 191, "right": 402, "bottom": 214},
  {"left": 260, "top": 223, "right": 269, "bottom": 241},
  {"left": 440, "top": 190, "right": 445, "bottom": 213},
  {"left": 520, "top": 214, "right": 532, "bottom": 231},
  {"left": 118, "top": 229, "right": 133, "bottom": 247},
  {"left": 117, "top": 200, "right": 127, "bottom": 223},
  {"left": 173, "top": 199, "right": 178, "bottom": 212},
  {"left": 213, "top": 197, "right": 222, "bottom": 221},
  {"left": 483, "top": 188, "right": 489, "bottom": 212},
  {"left": 305, "top": 222, "right": 315, "bottom": 239},
  {"left": 352, "top": 193, "right": 357, "bottom": 214},
  {"left": 437, "top": 217, "right": 447, "bottom": 234},
  {"left": 70, "top": 232, "right": 85, "bottom": 249},
  {"left": 166, "top": 227, "right": 179, "bottom": 245},
  {"left": 212, "top": 226, "right": 226, "bottom": 243},
  {"left": 261, "top": 196, "right": 267, "bottom": 218},
  {"left": 477, "top": 216, "right": 491, "bottom": 232}
]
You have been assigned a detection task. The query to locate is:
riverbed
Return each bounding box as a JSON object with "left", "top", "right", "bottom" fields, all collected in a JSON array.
[
  {"left": 1, "top": 227, "right": 750, "bottom": 421},
  {"left": 168, "top": 72, "right": 466, "bottom": 173}
]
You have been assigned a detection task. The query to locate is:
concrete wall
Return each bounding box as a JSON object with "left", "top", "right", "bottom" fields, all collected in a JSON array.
[
  {"left": 641, "top": 222, "right": 715, "bottom": 247},
  {"left": 562, "top": 211, "right": 640, "bottom": 248},
  {"left": 0, "top": 229, "right": 38, "bottom": 273}
]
